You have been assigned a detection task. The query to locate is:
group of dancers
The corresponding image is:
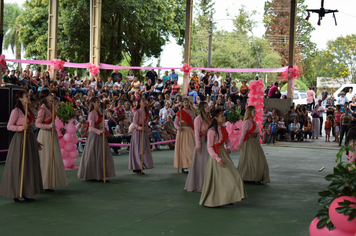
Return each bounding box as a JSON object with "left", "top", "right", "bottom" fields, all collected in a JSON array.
[{"left": 0, "top": 91, "right": 270, "bottom": 207}]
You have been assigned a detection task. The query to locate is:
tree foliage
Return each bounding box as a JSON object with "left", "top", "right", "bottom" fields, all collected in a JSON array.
[
  {"left": 3, "top": 3, "right": 22, "bottom": 67},
  {"left": 191, "top": 3, "right": 281, "bottom": 82},
  {"left": 16, "top": 0, "right": 185, "bottom": 79},
  {"left": 263, "top": 0, "right": 316, "bottom": 80}
]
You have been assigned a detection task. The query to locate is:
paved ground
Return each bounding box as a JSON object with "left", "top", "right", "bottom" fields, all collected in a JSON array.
[{"left": 0, "top": 144, "right": 344, "bottom": 236}]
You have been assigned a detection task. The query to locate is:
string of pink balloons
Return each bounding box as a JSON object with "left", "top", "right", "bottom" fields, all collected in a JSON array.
[
  {"left": 247, "top": 79, "right": 265, "bottom": 144},
  {"left": 55, "top": 117, "right": 80, "bottom": 169}
]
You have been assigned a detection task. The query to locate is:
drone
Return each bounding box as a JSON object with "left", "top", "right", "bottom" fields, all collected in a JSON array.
[{"left": 305, "top": 0, "right": 338, "bottom": 26}]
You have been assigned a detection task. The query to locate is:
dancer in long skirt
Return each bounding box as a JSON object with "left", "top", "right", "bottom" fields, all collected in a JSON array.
[
  {"left": 237, "top": 106, "right": 270, "bottom": 184},
  {"left": 174, "top": 98, "right": 196, "bottom": 173},
  {"left": 36, "top": 90, "right": 67, "bottom": 191},
  {"left": 185, "top": 102, "right": 211, "bottom": 192},
  {"left": 0, "top": 90, "right": 43, "bottom": 203},
  {"left": 78, "top": 97, "right": 115, "bottom": 181},
  {"left": 129, "top": 98, "right": 154, "bottom": 174},
  {"left": 200, "top": 109, "right": 246, "bottom": 207}
]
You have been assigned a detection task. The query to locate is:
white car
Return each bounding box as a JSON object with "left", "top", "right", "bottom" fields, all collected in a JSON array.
[{"left": 280, "top": 90, "right": 307, "bottom": 107}]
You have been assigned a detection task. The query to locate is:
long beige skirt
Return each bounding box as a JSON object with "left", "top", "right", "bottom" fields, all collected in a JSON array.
[
  {"left": 199, "top": 148, "right": 247, "bottom": 207},
  {"left": 236, "top": 138, "right": 270, "bottom": 183},
  {"left": 174, "top": 126, "right": 195, "bottom": 169},
  {"left": 37, "top": 129, "right": 67, "bottom": 189},
  {"left": 0, "top": 132, "right": 43, "bottom": 198}
]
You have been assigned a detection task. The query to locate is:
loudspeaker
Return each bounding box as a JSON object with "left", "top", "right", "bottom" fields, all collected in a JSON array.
[
  {"left": 0, "top": 87, "right": 26, "bottom": 162},
  {"left": 0, "top": 126, "right": 10, "bottom": 162},
  {"left": 0, "top": 87, "right": 10, "bottom": 124}
]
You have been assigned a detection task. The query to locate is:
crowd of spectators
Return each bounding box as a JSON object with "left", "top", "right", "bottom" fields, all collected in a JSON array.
[{"left": 3, "top": 65, "right": 355, "bottom": 149}]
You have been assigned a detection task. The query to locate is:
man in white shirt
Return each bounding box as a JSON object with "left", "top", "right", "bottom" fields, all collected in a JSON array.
[
  {"left": 337, "top": 92, "right": 349, "bottom": 105},
  {"left": 199, "top": 70, "right": 205, "bottom": 83},
  {"left": 215, "top": 72, "right": 222, "bottom": 86},
  {"left": 262, "top": 106, "right": 272, "bottom": 124},
  {"left": 208, "top": 71, "right": 216, "bottom": 87},
  {"left": 317, "top": 99, "right": 325, "bottom": 137},
  {"left": 346, "top": 88, "right": 354, "bottom": 102},
  {"left": 159, "top": 102, "right": 175, "bottom": 122}
]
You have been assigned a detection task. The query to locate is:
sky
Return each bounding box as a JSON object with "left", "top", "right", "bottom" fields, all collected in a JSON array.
[{"left": 4, "top": 0, "right": 356, "bottom": 70}]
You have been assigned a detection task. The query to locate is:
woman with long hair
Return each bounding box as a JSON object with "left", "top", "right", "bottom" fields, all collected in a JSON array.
[
  {"left": 199, "top": 109, "right": 246, "bottom": 207},
  {"left": 0, "top": 91, "right": 43, "bottom": 203},
  {"left": 129, "top": 98, "right": 154, "bottom": 174},
  {"left": 237, "top": 106, "right": 270, "bottom": 184},
  {"left": 174, "top": 98, "right": 196, "bottom": 173},
  {"left": 78, "top": 97, "right": 115, "bottom": 181},
  {"left": 36, "top": 90, "right": 67, "bottom": 191},
  {"left": 185, "top": 102, "right": 211, "bottom": 192}
]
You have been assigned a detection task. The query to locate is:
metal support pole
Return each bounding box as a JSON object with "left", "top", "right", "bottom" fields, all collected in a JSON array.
[
  {"left": 207, "top": 10, "right": 213, "bottom": 68},
  {"left": 287, "top": 1, "right": 297, "bottom": 101},
  {"left": 183, "top": 0, "right": 193, "bottom": 96},
  {"left": 0, "top": 0, "right": 4, "bottom": 55},
  {"left": 90, "top": 0, "right": 102, "bottom": 69},
  {"left": 47, "top": 0, "right": 59, "bottom": 81}
]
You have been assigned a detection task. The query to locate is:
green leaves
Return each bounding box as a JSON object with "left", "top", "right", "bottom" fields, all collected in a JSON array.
[
  {"left": 226, "top": 107, "right": 241, "bottom": 124},
  {"left": 336, "top": 200, "right": 356, "bottom": 221},
  {"left": 56, "top": 101, "right": 75, "bottom": 129},
  {"left": 315, "top": 208, "right": 335, "bottom": 230}
]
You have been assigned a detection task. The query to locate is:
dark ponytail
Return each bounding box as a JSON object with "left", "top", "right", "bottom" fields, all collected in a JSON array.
[
  {"left": 207, "top": 109, "right": 223, "bottom": 140},
  {"left": 89, "top": 97, "right": 100, "bottom": 113},
  {"left": 14, "top": 90, "right": 27, "bottom": 115}
]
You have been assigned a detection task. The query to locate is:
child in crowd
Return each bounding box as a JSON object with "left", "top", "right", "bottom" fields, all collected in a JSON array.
[
  {"left": 303, "top": 117, "right": 313, "bottom": 141},
  {"left": 277, "top": 117, "right": 286, "bottom": 141},
  {"left": 262, "top": 116, "right": 272, "bottom": 144},
  {"left": 324, "top": 115, "right": 333, "bottom": 142},
  {"left": 267, "top": 117, "right": 279, "bottom": 144},
  {"left": 334, "top": 122, "right": 340, "bottom": 143}
]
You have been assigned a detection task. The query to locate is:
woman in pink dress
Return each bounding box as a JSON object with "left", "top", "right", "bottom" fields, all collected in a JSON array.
[
  {"left": 174, "top": 98, "right": 195, "bottom": 173},
  {"left": 129, "top": 98, "right": 154, "bottom": 175},
  {"left": 237, "top": 106, "right": 270, "bottom": 184},
  {"left": 199, "top": 109, "right": 246, "bottom": 207},
  {"left": 185, "top": 102, "right": 211, "bottom": 192},
  {"left": 36, "top": 90, "right": 67, "bottom": 191},
  {"left": 78, "top": 97, "right": 115, "bottom": 181},
  {"left": 0, "top": 91, "right": 43, "bottom": 203}
]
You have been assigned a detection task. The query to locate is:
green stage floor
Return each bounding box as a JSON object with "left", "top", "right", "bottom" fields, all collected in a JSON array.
[{"left": 0, "top": 145, "right": 342, "bottom": 236}]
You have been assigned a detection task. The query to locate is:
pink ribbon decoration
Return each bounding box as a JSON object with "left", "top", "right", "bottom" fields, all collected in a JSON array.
[
  {"left": 282, "top": 65, "right": 300, "bottom": 95},
  {"left": 0, "top": 54, "right": 6, "bottom": 67},
  {"left": 3, "top": 58, "right": 289, "bottom": 73},
  {"left": 180, "top": 63, "right": 192, "bottom": 75},
  {"left": 88, "top": 64, "right": 100, "bottom": 76},
  {"left": 52, "top": 59, "right": 65, "bottom": 70}
]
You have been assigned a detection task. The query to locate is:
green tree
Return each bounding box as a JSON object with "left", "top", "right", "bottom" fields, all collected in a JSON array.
[
  {"left": 327, "top": 34, "right": 356, "bottom": 82},
  {"left": 17, "top": 0, "right": 185, "bottom": 79},
  {"left": 263, "top": 0, "right": 316, "bottom": 79},
  {"left": 3, "top": 3, "right": 22, "bottom": 70}
]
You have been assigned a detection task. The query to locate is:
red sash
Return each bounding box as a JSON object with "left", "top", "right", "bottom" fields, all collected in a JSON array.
[
  {"left": 213, "top": 126, "right": 228, "bottom": 155},
  {"left": 43, "top": 107, "right": 56, "bottom": 124},
  {"left": 135, "top": 111, "right": 149, "bottom": 131},
  {"left": 176, "top": 109, "right": 194, "bottom": 130},
  {"left": 243, "top": 120, "right": 257, "bottom": 142},
  {"left": 16, "top": 109, "right": 34, "bottom": 126},
  {"left": 199, "top": 118, "right": 212, "bottom": 137},
  {"left": 82, "top": 111, "right": 102, "bottom": 138}
]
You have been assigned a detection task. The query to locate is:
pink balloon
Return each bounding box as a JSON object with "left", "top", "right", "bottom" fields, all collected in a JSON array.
[
  {"left": 64, "top": 142, "right": 75, "bottom": 152},
  {"left": 57, "top": 131, "right": 63, "bottom": 138},
  {"left": 309, "top": 218, "right": 354, "bottom": 236},
  {"left": 71, "top": 135, "right": 79, "bottom": 144},
  {"left": 254, "top": 101, "right": 260, "bottom": 107},
  {"left": 68, "top": 150, "right": 79, "bottom": 159},
  {"left": 55, "top": 117, "right": 64, "bottom": 129},
  {"left": 256, "top": 87, "right": 262, "bottom": 92},
  {"left": 65, "top": 123, "right": 76, "bottom": 134},
  {"left": 329, "top": 196, "right": 356, "bottom": 233},
  {"left": 59, "top": 138, "right": 65, "bottom": 148},
  {"left": 63, "top": 133, "right": 73, "bottom": 143},
  {"left": 63, "top": 159, "right": 73, "bottom": 168},
  {"left": 61, "top": 149, "right": 68, "bottom": 159},
  {"left": 70, "top": 159, "right": 76, "bottom": 166},
  {"left": 256, "top": 108, "right": 263, "bottom": 113}
]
